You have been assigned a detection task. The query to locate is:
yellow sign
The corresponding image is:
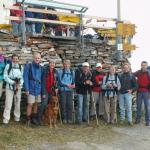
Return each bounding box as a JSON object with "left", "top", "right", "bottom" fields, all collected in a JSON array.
[
  {"left": 0, "top": 24, "right": 12, "bottom": 32},
  {"left": 97, "top": 29, "right": 116, "bottom": 38},
  {"left": 123, "top": 43, "right": 136, "bottom": 51},
  {"left": 58, "top": 15, "right": 80, "bottom": 23},
  {"left": 117, "top": 23, "right": 136, "bottom": 36}
]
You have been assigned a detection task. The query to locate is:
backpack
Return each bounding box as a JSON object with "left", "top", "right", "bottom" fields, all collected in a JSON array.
[
  {"left": 103, "top": 73, "right": 119, "bottom": 97},
  {"left": 61, "top": 69, "right": 74, "bottom": 84},
  {"left": 7, "top": 63, "right": 22, "bottom": 75}
]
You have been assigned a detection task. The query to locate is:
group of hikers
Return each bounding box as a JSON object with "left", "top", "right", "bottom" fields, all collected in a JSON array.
[
  {"left": 0, "top": 52, "right": 150, "bottom": 128},
  {"left": 10, "top": 2, "right": 79, "bottom": 37}
]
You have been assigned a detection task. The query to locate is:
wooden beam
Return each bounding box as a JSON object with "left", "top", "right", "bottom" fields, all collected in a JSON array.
[
  {"left": 5, "top": 6, "right": 78, "bottom": 17},
  {"left": 5, "top": 6, "right": 117, "bottom": 22},
  {"left": 6, "top": 16, "right": 78, "bottom": 26},
  {"left": 6, "top": 16, "right": 118, "bottom": 29}
]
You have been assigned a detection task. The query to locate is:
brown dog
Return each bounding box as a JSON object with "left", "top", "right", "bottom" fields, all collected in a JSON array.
[{"left": 44, "top": 96, "right": 59, "bottom": 128}]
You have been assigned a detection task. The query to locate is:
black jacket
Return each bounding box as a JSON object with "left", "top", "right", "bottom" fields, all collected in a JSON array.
[
  {"left": 75, "top": 68, "right": 92, "bottom": 94},
  {"left": 119, "top": 72, "right": 138, "bottom": 94}
]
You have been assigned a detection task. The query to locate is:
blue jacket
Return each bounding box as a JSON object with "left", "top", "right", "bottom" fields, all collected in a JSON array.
[
  {"left": 25, "top": 12, "right": 34, "bottom": 25},
  {"left": 0, "top": 61, "right": 5, "bottom": 81},
  {"left": 58, "top": 69, "right": 75, "bottom": 92},
  {"left": 23, "top": 62, "right": 43, "bottom": 96}
]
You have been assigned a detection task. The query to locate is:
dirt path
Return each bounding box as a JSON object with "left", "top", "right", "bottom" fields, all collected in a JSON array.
[{"left": 26, "top": 124, "right": 150, "bottom": 150}]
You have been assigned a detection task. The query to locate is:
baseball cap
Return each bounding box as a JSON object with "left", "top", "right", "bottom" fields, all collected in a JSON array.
[
  {"left": 96, "top": 63, "right": 102, "bottom": 68},
  {"left": 82, "top": 62, "right": 89, "bottom": 67}
]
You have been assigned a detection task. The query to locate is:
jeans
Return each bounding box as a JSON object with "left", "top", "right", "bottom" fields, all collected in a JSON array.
[
  {"left": 26, "top": 24, "right": 35, "bottom": 34},
  {"left": 136, "top": 91, "right": 150, "bottom": 123},
  {"left": 12, "top": 22, "right": 22, "bottom": 36},
  {"left": 119, "top": 93, "right": 132, "bottom": 122},
  {"left": 38, "top": 93, "right": 51, "bottom": 121},
  {"left": 60, "top": 91, "right": 73, "bottom": 122},
  {"left": 77, "top": 94, "right": 90, "bottom": 123},
  {"left": 35, "top": 22, "right": 43, "bottom": 33}
]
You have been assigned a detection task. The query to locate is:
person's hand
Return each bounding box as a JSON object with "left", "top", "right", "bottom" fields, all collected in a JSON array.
[
  {"left": 107, "top": 83, "right": 113, "bottom": 88},
  {"left": 42, "top": 95, "right": 46, "bottom": 99},
  {"left": 85, "top": 80, "right": 92, "bottom": 85},
  {"left": 98, "top": 81, "right": 102, "bottom": 85},
  {"left": 113, "top": 83, "right": 118, "bottom": 88},
  {"left": 25, "top": 91, "right": 29, "bottom": 96},
  {"left": 71, "top": 84, "right": 75, "bottom": 88},
  {"left": 55, "top": 89, "right": 58, "bottom": 94},
  {"left": 127, "top": 89, "right": 132, "bottom": 94}
]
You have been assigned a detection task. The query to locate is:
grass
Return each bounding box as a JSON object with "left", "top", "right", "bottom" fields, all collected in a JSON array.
[{"left": 0, "top": 118, "right": 121, "bottom": 150}]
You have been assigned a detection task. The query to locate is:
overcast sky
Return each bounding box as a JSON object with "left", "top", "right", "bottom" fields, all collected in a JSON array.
[{"left": 58, "top": 0, "right": 150, "bottom": 71}]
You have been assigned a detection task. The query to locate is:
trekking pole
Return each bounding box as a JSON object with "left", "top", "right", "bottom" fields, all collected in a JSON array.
[
  {"left": 87, "top": 90, "right": 90, "bottom": 125},
  {"left": 72, "top": 91, "right": 76, "bottom": 123},
  {"left": 91, "top": 91, "right": 99, "bottom": 126}
]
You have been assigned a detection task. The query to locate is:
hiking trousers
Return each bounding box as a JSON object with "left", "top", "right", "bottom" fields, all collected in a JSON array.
[
  {"left": 104, "top": 96, "right": 117, "bottom": 123},
  {"left": 0, "top": 81, "right": 3, "bottom": 98},
  {"left": 90, "top": 92, "right": 104, "bottom": 116},
  {"left": 3, "top": 88, "right": 21, "bottom": 124}
]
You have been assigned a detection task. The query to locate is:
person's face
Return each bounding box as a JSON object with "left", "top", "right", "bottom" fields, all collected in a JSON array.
[
  {"left": 123, "top": 65, "right": 130, "bottom": 72},
  {"left": 83, "top": 66, "right": 89, "bottom": 72},
  {"left": 109, "top": 66, "right": 115, "bottom": 74},
  {"left": 64, "top": 62, "right": 70, "bottom": 69},
  {"left": 96, "top": 66, "right": 102, "bottom": 72},
  {"left": 141, "top": 63, "right": 148, "bottom": 71},
  {"left": 34, "top": 54, "right": 41, "bottom": 64},
  {"left": 49, "top": 61, "right": 55, "bottom": 69},
  {"left": 12, "top": 56, "right": 19, "bottom": 64}
]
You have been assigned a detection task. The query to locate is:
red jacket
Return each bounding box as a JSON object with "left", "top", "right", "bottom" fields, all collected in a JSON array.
[
  {"left": 92, "top": 71, "right": 105, "bottom": 93},
  {"left": 134, "top": 70, "right": 150, "bottom": 92},
  {"left": 46, "top": 69, "right": 56, "bottom": 95},
  {"left": 10, "top": 3, "right": 23, "bottom": 23}
]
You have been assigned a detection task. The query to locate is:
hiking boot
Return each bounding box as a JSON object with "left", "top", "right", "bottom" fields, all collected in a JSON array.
[
  {"left": 128, "top": 122, "right": 133, "bottom": 126},
  {"left": 62, "top": 119, "right": 67, "bottom": 124},
  {"left": 68, "top": 120, "right": 73, "bottom": 124},
  {"left": 1, "top": 123, "right": 8, "bottom": 128},
  {"left": 27, "top": 120, "right": 31, "bottom": 127},
  {"left": 135, "top": 120, "right": 140, "bottom": 124},
  {"left": 32, "top": 118, "right": 39, "bottom": 126},
  {"left": 90, "top": 115, "right": 96, "bottom": 121},
  {"left": 120, "top": 120, "right": 124, "bottom": 125}
]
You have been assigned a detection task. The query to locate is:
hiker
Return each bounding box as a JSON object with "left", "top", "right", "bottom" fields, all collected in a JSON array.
[
  {"left": 10, "top": 2, "right": 23, "bottom": 36},
  {"left": 57, "top": 59, "right": 75, "bottom": 124},
  {"left": 24, "top": 52, "right": 43, "bottom": 126},
  {"left": 2, "top": 54, "right": 23, "bottom": 127},
  {"left": 91, "top": 63, "right": 105, "bottom": 119},
  {"left": 38, "top": 60, "right": 58, "bottom": 124},
  {"left": 119, "top": 63, "right": 137, "bottom": 125},
  {"left": 102, "top": 66, "right": 121, "bottom": 124},
  {"left": 0, "top": 54, "right": 6, "bottom": 99},
  {"left": 75, "top": 62, "right": 92, "bottom": 124},
  {"left": 25, "top": 5, "right": 36, "bottom": 35},
  {"left": 34, "top": 12, "right": 44, "bottom": 34},
  {"left": 134, "top": 61, "right": 150, "bottom": 126}
]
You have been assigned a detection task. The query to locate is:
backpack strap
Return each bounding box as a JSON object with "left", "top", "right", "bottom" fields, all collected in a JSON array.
[
  {"left": 7, "top": 63, "right": 12, "bottom": 75},
  {"left": 61, "top": 68, "right": 74, "bottom": 84},
  {"left": 7, "top": 63, "right": 22, "bottom": 75}
]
